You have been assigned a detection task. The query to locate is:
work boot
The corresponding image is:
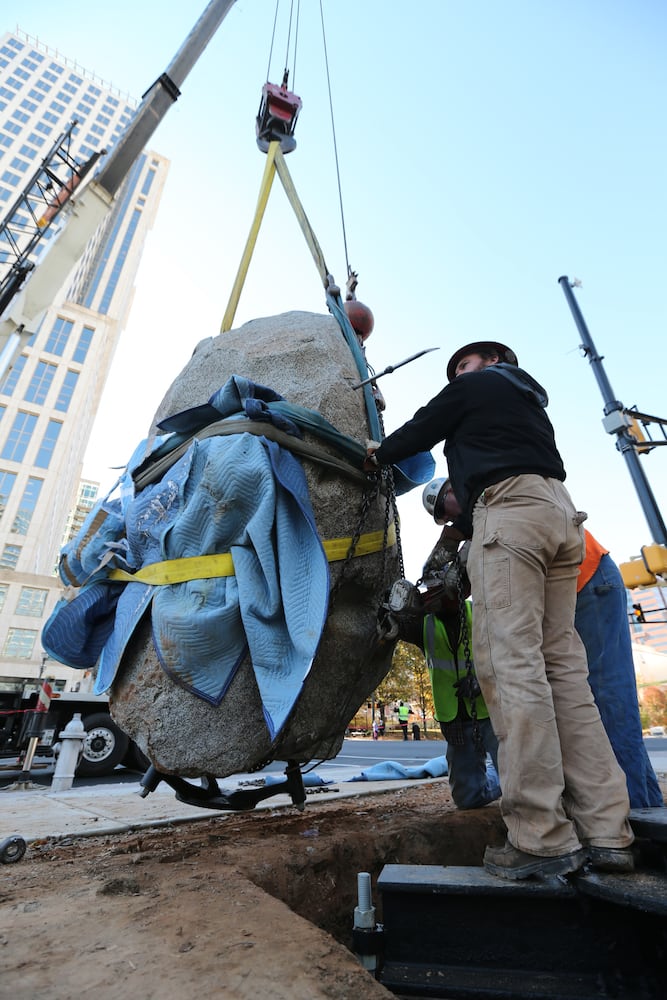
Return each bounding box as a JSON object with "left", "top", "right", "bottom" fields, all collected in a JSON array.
[
  {"left": 483, "top": 841, "right": 586, "bottom": 880},
  {"left": 586, "top": 846, "right": 635, "bottom": 873}
]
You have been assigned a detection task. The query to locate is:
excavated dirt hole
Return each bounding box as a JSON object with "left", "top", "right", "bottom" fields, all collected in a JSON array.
[
  {"left": 5, "top": 783, "right": 506, "bottom": 997},
  {"left": 232, "top": 799, "right": 504, "bottom": 950},
  {"left": 49, "top": 787, "right": 503, "bottom": 945}
]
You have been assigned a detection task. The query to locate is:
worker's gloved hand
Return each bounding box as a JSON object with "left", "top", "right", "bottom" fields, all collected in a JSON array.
[
  {"left": 439, "top": 559, "right": 461, "bottom": 600},
  {"left": 363, "top": 439, "right": 382, "bottom": 473},
  {"left": 458, "top": 540, "right": 471, "bottom": 570},
  {"left": 422, "top": 536, "right": 460, "bottom": 577}
]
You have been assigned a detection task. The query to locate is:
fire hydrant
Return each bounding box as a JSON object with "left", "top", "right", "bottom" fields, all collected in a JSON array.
[{"left": 50, "top": 713, "right": 85, "bottom": 792}]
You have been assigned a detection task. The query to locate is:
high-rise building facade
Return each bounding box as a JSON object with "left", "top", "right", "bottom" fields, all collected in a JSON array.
[{"left": 0, "top": 29, "right": 168, "bottom": 697}]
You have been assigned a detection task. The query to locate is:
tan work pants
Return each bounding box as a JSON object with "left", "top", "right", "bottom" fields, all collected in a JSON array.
[{"left": 468, "top": 474, "right": 634, "bottom": 857}]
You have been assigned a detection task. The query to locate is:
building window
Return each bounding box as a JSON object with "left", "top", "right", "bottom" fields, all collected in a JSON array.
[
  {"left": 44, "top": 316, "right": 74, "bottom": 356},
  {"left": 72, "top": 325, "right": 94, "bottom": 363},
  {"left": 11, "top": 476, "right": 42, "bottom": 535},
  {"left": 24, "top": 360, "right": 57, "bottom": 404},
  {"left": 99, "top": 207, "right": 141, "bottom": 314},
  {"left": 1, "top": 411, "right": 37, "bottom": 462},
  {"left": 0, "top": 469, "right": 17, "bottom": 518},
  {"left": 54, "top": 369, "right": 79, "bottom": 412},
  {"left": 34, "top": 419, "right": 62, "bottom": 469},
  {"left": 3, "top": 627, "right": 37, "bottom": 658},
  {"left": 0, "top": 583, "right": 7, "bottom": 612},
  {"left": 80, "top": 481, "right": 99, "bottom": 503},
  {"left": 15, "top": 587, "right": 48, "bottom": 617},
  {"left": 0, "top": 353, "right": 26, "bottom": 396},
  {"left": 141, "top": 170, "right": 156, "bottom": 196},
  {"left": 0, "top": 543, "right": 21, "bottom": 570},
  {"left": 10, "top": 156, "right": 29, "bottom": 173}
]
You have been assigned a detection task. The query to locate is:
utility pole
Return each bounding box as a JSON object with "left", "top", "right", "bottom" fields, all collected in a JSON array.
[{"left": 558, "top": 276, "right": 667, "bottom": 546}]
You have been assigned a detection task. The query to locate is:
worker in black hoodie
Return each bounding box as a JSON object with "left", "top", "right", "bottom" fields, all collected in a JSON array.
[{"left": 365, "top": 340, "right": 634, "bottom": 880}]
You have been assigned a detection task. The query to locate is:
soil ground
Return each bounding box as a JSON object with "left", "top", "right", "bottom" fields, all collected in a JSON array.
[{"left": 0, "top": 781, "right": 505, "bottom": 999}]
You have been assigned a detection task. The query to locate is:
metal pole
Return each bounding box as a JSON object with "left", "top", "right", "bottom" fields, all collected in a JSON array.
[
  {"left": 558, "top": 276, "right": 667, "bottom": 545},
  {"left": 96, "top": 0, "right": 237, "bottom": 197}
]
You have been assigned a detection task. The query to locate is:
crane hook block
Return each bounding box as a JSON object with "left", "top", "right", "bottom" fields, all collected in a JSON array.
[{"left": 256, "top": 81, "right": 302, "bottom": 154}]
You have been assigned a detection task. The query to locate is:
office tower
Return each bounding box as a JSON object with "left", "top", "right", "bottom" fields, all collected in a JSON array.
[{"left": 0, "top": 29, "right": 168, "bottom": 696}]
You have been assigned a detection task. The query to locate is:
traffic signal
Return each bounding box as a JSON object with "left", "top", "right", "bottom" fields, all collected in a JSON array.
[
  {"left": 626, "top": 414, "right": 653, "bottom": 454},
  {"left": 632, "top": 603, "right": 646, "bottom": 624},
  {"left": 619, "top": 558, "right": 657, "bottom": 589},
  {"left": 641, "top": 544, "right": 667, "bottom": 576}
]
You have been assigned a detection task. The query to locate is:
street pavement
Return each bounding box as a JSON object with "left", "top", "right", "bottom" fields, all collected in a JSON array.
[
  {"left": 0, "top": 757, "right": 448, "bottom": 846},
  {"left": 2, "top": 746, "right": 666, "bottom": 850}
]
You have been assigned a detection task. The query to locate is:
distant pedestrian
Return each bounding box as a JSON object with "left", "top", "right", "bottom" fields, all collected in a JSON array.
[
  {"left": 397, "top": 701, "right": 412, "bottom": 740},
  {"left": 372, "top": 719, "right": 379, "bottom": 740}
]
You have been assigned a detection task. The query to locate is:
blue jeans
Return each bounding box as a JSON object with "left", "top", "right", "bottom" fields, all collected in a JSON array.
[
  {"left": 441, "top": 716, "right": 501, "bottom": 809},
  {"left": 575, "top": 554, "right": 664, "bottom": 809}
]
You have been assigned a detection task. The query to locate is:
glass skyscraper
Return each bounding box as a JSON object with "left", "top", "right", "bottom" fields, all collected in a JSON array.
[{"left": 0, "top": 29, "right": 168, "bottom": 696}]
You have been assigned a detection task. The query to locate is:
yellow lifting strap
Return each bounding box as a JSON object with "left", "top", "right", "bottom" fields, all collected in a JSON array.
[
  {"left": 107, "top": 523, "right": 396, "bottom": 586},
  {"left": 220, "top": 140, "right": 329, "bottom": 333}
]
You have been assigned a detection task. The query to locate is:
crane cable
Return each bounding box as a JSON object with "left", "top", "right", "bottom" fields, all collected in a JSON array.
[
  {"left": 318, "top": 0, "right": 350, "bottom": 283},
  {"left": 266, "top": 0, "right": 300, "bottom": 89},
  {"left": 265, "top": 0, "right": 351, "bottom": 280}
]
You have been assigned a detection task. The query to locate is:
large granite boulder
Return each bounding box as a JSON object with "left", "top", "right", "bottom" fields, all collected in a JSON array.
[{"left": 110, "top": 311, "right": 401, "bottom": 776}]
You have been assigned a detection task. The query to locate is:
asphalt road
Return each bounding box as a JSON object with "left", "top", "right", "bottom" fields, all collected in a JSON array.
[{"left": 2, "top": 735, "right": 666, "bottom": 792}]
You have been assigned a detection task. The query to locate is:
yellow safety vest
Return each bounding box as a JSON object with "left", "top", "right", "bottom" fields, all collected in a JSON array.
[{"left": 423, "top": 607, "right": 490, "bottom": 724}]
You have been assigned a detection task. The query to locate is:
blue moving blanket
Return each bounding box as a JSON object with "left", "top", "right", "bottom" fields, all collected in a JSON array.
[
  {"left": 94, "top": 432, "right": 329, "bottom": 740},
  {"left": 351, "top": 756, "right": 449, "bottom": 781},
  {"left": 44, "top": 377, "right": 331, "bottom": 742}
]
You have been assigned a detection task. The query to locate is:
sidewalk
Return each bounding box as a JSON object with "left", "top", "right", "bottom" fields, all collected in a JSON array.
[
  {"left": 0, "top": 765, "right": 447, "bottom": 845},
  {"left": 3, "top": 748, "right": 665, "bottom": 848}
]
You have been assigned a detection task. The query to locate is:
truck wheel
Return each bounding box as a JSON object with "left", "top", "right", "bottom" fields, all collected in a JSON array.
[
  {"left": 77, "top": 713, "right": 129, "bottom": 777},
  {"left": 122, "top": 741, "right": 151, "bottom": 773},
  {"left": 0, "top": 835, "right": 27, "bottom": 864}
]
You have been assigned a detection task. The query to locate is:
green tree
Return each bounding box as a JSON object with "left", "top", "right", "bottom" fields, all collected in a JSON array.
[
  {"left": 641, "top": 686, "right": 667, "bottom": 728},
  {"left": 376, "top": 640, "right": 435, "bottom": 735}
]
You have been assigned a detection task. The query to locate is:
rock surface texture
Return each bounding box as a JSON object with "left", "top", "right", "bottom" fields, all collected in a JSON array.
[{"left": 111, "top": 312, "right": 400, "bottom": 776}]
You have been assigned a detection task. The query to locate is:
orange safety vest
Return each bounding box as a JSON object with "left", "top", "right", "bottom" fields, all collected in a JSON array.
[{"left": 577, "top": 529, "right": 609, "bottom": 593}]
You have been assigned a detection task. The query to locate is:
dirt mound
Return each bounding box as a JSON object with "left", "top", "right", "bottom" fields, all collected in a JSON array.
[{"left": 0, "top": 782, "right": 504, "bottom": 999}]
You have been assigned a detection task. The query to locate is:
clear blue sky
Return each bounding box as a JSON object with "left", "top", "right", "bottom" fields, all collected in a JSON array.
[{"left": 6, "top": 0, "right": 667, "bottom": 580}]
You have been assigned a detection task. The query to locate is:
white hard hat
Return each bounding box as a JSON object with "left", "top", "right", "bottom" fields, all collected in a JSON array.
[{"left": 422, "top": 477, "right": 461, "bottom": 525}]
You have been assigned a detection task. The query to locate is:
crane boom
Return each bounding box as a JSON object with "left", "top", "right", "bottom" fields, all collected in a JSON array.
[
  {"left": 558, "top": 275, "right": 667, "bottom": 547},
  {"left": 0, "top": 0, "right": 237, "bottom": 377}
]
